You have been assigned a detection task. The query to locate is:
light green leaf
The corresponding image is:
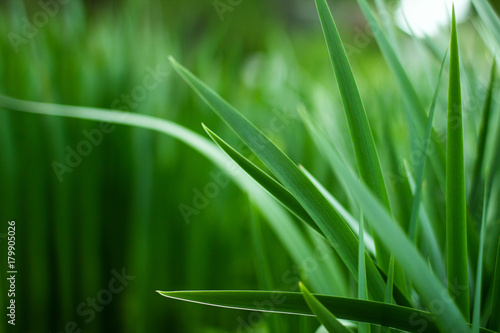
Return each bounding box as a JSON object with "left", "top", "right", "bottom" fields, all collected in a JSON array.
[
  {"left": 446, "top": 7, "right": 470, "bottom": 320},
  {"left": 357, "top": 214, "right": 369, "bottom": 333},
  {"left": 471, "top": 0, "right": 500, "bottom": 49},
  {"left": 469, "top": 61, "right": 497, "bottom": 224},
  {"left": 472, "top": 178, "right": 490, "bottom": 333}
]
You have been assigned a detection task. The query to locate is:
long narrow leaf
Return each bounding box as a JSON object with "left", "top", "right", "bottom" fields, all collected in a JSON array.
[
  {"left": 358, "top": 214, "right": 369, "bottom": 333},
  {"left": 472, "top": 179, "right": 490, "bottom": 333},
  {"left": 157, "top": 290, "right": 494, "bottom": 333},
  {"left": 469, "top": 61, "right": 497, "bottom": 224},
  {"left": 446, "top": 7, "right": 470, "bottom": 320},
  {"left": 315, "top": 0, "right": 392, "bottom": 272},
  {"left": 408, "top": 51, "right": 448, "bottom": 241},
  {"left": 250, "top": 205, "right": 284, "bottom": 332}
]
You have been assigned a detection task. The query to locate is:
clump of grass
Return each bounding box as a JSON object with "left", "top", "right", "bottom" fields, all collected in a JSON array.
[
  {"left": 2, "top": 0, "right": 500, "bottom": 332},
  {"left": 157, "top": 1, "right": 500, "bottom": 332}
]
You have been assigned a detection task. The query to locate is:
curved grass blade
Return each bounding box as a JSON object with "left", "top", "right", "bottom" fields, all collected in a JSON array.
[
  {"left": 202, "top": 124, "right": 318, "bottom": 234},
  {"left": 446, "top": 7, "right": 470, "bottom": 320},
  {"left": 357, "top": 214, "right": 369, "bottom": 333},
  {"left": 157, "top": 290, "right": 495, "bottom": 333},
  {"left": 250, "top": 205, "right": 284, "bottom": 332},
  {"left": 472, "top": 179, "right": 490, "bottom": 333},
  {"left": 299, "top": 282, "right": 352, "bottom": 333},
  {"left": 0, "top": 94, "right": 331, "bottom": 294},
  {"left": 404, "top": 164, "right": 446, "bottom": 281},
  {"left": 315, "top": 0, "right": 392, "bottom": 272},
  {"left": 471, "top": 0, "right": 500, "bottom": 49},
  {"left": 469, "top": 61, "right": 497, "bottom": 225},
  {"left": 408, "top": 51, "right": 448, "bottom": 242},
  {"left": 168, "top": 57, "right": 389, "bottom": 301}
]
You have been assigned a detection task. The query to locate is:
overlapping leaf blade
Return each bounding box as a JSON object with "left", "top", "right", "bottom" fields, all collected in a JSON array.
[
  {"left": 471, "top": 0, "right": 500, "bottom": 49},
  {"left": 299, "top": 283, "right": 352, "bottom": 333},
  {"left": 157, "top": 290, "right": 495, "bottom": 333},
  {"left": 315, "top": 0, "right": 392, "bottom": 273},
  {"left": 168, "top": 57, "right": 388, "bottom": 300}
]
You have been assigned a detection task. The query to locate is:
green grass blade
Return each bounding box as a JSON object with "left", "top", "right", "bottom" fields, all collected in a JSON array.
[
  {"left": 373, "top": 0, "right": 398, "bottom": 52},
  {"left": 300, "top": 166, "right": 376, "bottom": 256},
  {"left": 157, "top": 290, "right": 495, "bottom": 333},
  {"left": 404, "top": 165, "right": 447, "bottom": 281},
  {"left": 408, "top": 51, "right": 448, "bottom": 242},
  {"left": 250, "top": 205, "right": 284, "bottom": 332},
  {"left": 384, "top": 256, "right": 395, "bottom": 305},
  {"left": 489, "top": 238, "right": 500, "bottom": 331},
  {"left": 472, "top": 180, "right": 490, "bottom": 333},
  {"left": 355, "top": 0, "right": 446, "bottom": 187},
  {"left": 168, "top": 57, "right": 388, "bottom": 300},
  {"left": 357, "top": 214, "right": 370, "bottom": 333},
  {"left": 250, "top": 204, "right": 275, "bottom": 292},
  {"left": 446, "top": 7, "right": 470, "bottom": 321},
  {"left": 299, "top": 283, "right": 352, "bottom": 333},
  {"left": 202, "top": 124, "right": 318, "bottom": 234},
  {"left": 315, "top": 0, "right": 392, "bottom": 270},
  {"left": 471, "top": 0, "right": 500, "bottom": 49},
  {"left": 469, "top": 61, "right": 497, "bottom": 224},
  {"left": 381, "top": 255, "right": 396, "bottom": 333}
]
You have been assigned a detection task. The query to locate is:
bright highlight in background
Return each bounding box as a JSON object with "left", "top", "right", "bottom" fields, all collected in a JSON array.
[{"left": 395, "top": 0, "right": 471, "bottom": 37}]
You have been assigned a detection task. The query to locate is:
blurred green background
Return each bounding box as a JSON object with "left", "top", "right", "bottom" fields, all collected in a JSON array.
[{"left": 0, "top": 0, "right": 497, "bottom": 332}]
